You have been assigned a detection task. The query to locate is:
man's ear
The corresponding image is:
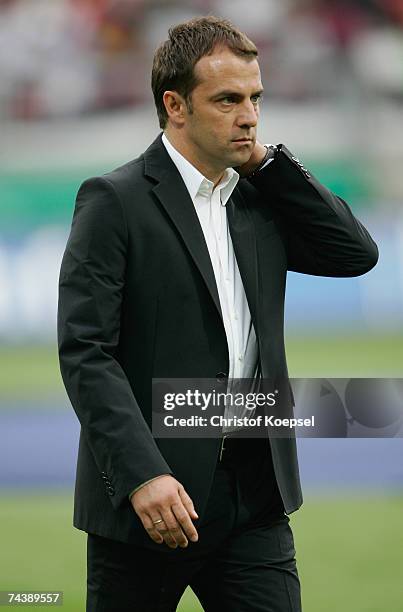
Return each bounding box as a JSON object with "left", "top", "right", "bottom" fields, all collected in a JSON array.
[{"left": 163, "top": 91, "right": 186, "bottom": 126}]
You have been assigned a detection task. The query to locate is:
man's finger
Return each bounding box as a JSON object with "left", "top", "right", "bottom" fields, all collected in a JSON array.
[
  {"left": 160, "top": 508, "right": 188, "bottom": 548},
  {"left": 178, "top": 487, "right": 199, "bottom": 520},
  {"left": 171, "top": 501, "right": 199, "bottom": 542},
  {"left": 144, "top": 514, "right": 178, "bottom": 548},
  {"left": 141, "top": 514, "right": 164, "bottom": 544},
  {"left": 150, "top": 514, "right": 181, "bottom": 548}
]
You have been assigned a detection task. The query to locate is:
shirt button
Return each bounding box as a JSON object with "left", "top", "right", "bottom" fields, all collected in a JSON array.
[
  {"left": 216, "top": 372, "right": 228, "bottom": 383},
  {"left": 238, "top": 354, "right": 244, "bottom": 361}
]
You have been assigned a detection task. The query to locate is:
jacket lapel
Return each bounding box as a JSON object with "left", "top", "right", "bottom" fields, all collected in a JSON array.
[
  {"left": 143, "top": 135, "right": 223, "bottom": 320},
  {"left": 226, "top": 188, "right": 260, "bottom": 336}
]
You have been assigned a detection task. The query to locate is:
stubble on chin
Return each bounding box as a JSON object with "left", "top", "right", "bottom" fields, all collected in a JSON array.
[{"left": 230, "top": 149, "right": 253, "bottom": 169}]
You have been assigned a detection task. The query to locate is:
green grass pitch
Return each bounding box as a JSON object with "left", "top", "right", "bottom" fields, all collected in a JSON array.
[
  {"left": 1, "top": 334, "right": 402, "bottom": 402},
  {"left": 1, "top": 336, "right": 402, "bottom": 610},
  {"left": 0, "top": 493, "right": 402, "bottom": 611}
]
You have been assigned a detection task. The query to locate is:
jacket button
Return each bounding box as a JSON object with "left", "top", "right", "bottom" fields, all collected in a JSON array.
[
  {"left": 107, "top": 486, "right": 115, "bottom": 496},
  {"left": 216, "top": 372, "right": 228, "bottom": 383}
]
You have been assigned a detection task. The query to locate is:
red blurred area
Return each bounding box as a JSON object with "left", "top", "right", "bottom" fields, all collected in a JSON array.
[{"left": 1, "top": 0, "right": 402, "bottom": 120}]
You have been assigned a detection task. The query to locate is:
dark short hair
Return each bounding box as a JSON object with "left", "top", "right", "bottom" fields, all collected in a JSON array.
[{"left": 151, "top": 16, "right": 258, "bottom": 129}]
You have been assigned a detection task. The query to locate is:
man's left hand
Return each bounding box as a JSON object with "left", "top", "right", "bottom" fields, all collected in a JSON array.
[{"left": 236, "top": 141, "right": 267, "bottom": 177}]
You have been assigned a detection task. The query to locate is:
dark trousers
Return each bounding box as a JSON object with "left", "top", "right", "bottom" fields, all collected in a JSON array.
[{"left": 87, "top": 438, "right": 301, "bottom": 611}]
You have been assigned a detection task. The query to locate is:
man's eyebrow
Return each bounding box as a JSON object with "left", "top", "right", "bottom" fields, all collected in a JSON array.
[{"left": 211, "top": 89, "right": 264, "bottom": 100}]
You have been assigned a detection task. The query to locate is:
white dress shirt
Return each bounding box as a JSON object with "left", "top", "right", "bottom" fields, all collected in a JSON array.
[
  {"left": 129, "top": 135, "right": 273, "bottom": 497},
  {"left": 162, "top": 134, "right": 260, "bottom": 432}
]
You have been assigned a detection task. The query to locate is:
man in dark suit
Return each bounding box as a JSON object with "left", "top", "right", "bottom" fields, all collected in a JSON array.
[{"left": 58, "top": 15, "right": 378, "bottom": 612}]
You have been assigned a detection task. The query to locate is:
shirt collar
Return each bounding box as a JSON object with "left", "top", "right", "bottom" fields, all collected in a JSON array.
[{"left": 162, "top": 133, "right": 239, "bottom": 206}]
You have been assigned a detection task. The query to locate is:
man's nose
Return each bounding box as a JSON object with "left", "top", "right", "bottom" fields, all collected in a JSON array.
[{"left": 236, "top": 100, "right": 258, "bottom": 128}]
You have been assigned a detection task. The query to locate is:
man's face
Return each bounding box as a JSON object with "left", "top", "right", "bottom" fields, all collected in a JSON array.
[{"left": 181, "top": 47, "right": 263, "bottom": 175}]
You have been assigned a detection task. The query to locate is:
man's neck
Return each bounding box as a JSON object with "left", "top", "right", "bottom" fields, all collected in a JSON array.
[{"left": 163, "top": 129, "right": 225, "bottom": 187}]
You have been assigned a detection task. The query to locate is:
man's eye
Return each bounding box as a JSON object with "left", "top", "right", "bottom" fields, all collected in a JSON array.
[
  {"left": 220, "top": 97, "right": 235, "bottom": 104},
  {"left": 251, "top": 95, "right": 262, "bottom": 104}
]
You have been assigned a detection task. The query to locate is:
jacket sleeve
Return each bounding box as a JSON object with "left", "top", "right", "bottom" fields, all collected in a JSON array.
[
  {"left": 248, "top": 144, "right": 379, "bottom": 277},
  {"left": 57, "top": 177, "right": 173, "bottom": 510}
]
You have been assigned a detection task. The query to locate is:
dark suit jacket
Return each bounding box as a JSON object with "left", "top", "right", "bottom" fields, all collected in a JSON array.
[{"left": 57, "top": 134, "right": 378, "bottom": 544}]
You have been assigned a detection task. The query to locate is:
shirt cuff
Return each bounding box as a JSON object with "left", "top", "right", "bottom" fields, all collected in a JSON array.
[
  {"left": 128, "top": 474, "right": 171, "bottom": 501},
  {"left": 260, "top": 144, "right": 276, "bottom": 171}
]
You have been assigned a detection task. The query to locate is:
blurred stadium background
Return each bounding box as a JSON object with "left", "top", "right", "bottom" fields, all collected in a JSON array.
[{"left": 1, "top": 1, "right": 403, "bottom": 610}]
